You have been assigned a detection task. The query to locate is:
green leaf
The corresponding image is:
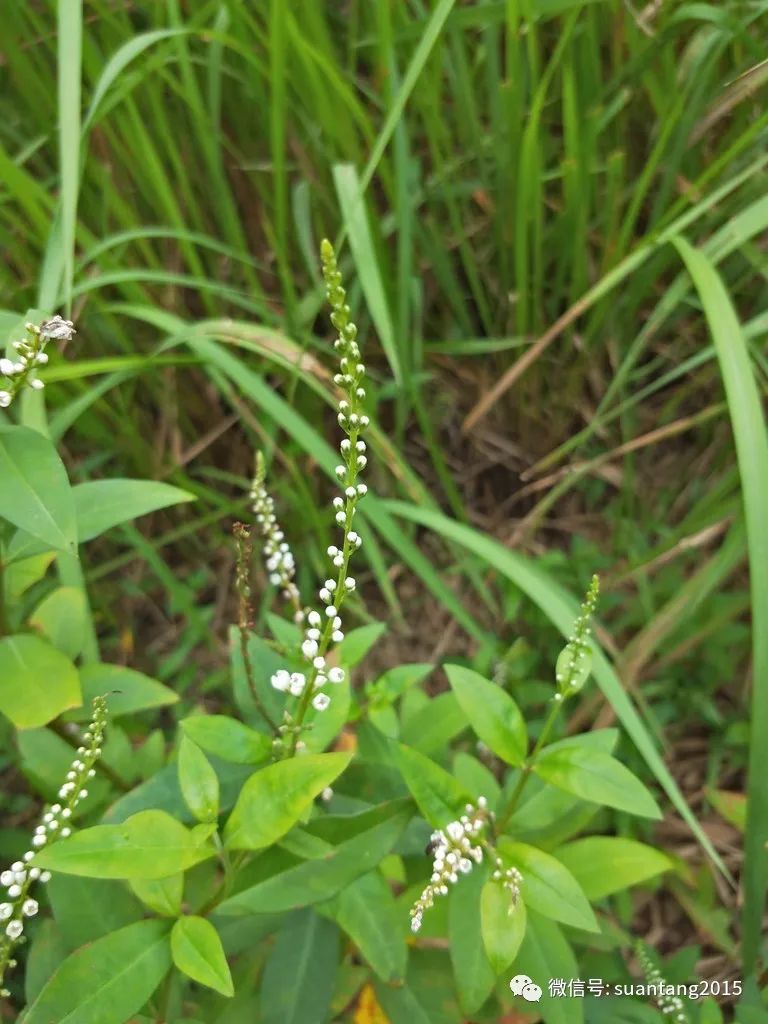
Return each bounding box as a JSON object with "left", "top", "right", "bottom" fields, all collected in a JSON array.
[
  {"left": 76, "top": 663, "right": 178, "bottom": 718},
  {"left": 25, "top": 920, "right": 68, "bottom": 1007},
  {"left": 180, "top": 714, "right": 271, "bottom": 764},
  {"left": 394, "top": 743, "right": 471, "bottom": 827},
  {"left": 72, "top": 478, "right": 194, "bottom": 542},
  {"left": 673, "top": 235, "right": 768, "bottom": 971},
  {"left": 555, "top": 836, "right": 673, "bottom": 900},
  {"left": 130, "top": 873, "right": 183, "bottom": 916},
  {"left": 336, "top": 622, "right": 386, "bottom": 667},
  {"left": 399, "top": 692, "right": 467, "bottom": 755},
  {"left": 497, "top": 839, "right": 598, "bottom": 932},
  {"left": 29, "top": 586, "right": 88, "bottom": 660},
  {"left": 24, "top": 919, "right": 171, "bottom": 1024},
  {"left": 446, "top": 664, "right": 527, "bottom": 766},
  {"left": 0, "top": 635, "right": 80, "bottom": 728},
  {"left": 534, "top": 746, "right": 661, "bottom": 819},
  {"left": 0, "top": 424, "right": 77, "bottom": 551},
  {"left": 171, "top": 916, "right": 233, "bottom": 997},
  {"left": 449, "top": 866, "right": 495, "bottom": 1015},
  {"left": 33, "top": 810, "right": 213, "bottom": 879},
  {"left": 224, "top": 752, "right": 352, "bottom": 851},
  {"left": 218, "top": 801, "right": 410, "bottom": 916},
  {"left": 513, "top": 911, "right": 582, "bottom": 1024},
  {"left": 481, "top": 881, "right": 527, "bottom": 974},
  {"left": 48, "top": 875, "right": 143, "bottom": 950},
  {"left": 178, "top": 735, "right": 219, "bottom": 823},
  {"left": 260, "top": 910, "right": 339, "bottom": 1024},
  {"left": 329, "top": 871, "right": 407, "bottom": 983}
]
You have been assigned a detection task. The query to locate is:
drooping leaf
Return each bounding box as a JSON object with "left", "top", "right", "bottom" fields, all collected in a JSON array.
[
  {"left": 0, "top": 635, "right": 80, "bottom": 728},
  {"left": 24, "top": 919, "right": 172, "bottom": 1024},
  {"left": 171, "top": 915, "right": 233, "bottom": 997},
  {"left": 33, "top": 810, "right": 213, "bottom": 879},
  {"left": 0, "top": 424, "right": 77, "bottom": 551},
  {"left": 224, "top": 752, "right": 351, "bottom": 851},
  {"left": 446, "top": 664, "right": 527, "bottom": 765},
  {"left": 534, "top": 746, "right": 661, "bottom": 819}
]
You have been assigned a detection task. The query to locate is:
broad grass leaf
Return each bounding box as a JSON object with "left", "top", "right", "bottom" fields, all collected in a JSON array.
[
  {"left": 0, "top": 425, "right": 76, "bottom": 551},
  {"left": 223, "top": 752, "right": 352, "bottom": 851},
  {"left": 24, "top": 919, "right": 171, "bottom": 1024},
  {"left": 480, "top": 881, "right": 527, "bottom": 974},
  {"left": 497, "top": 839, "right": 598, "bottom": 932},
  {"left": 33, "top": 809, "right": 212, "bottom": 879},
  {"left": 180, "top": 714, "right": 271, "bottom": 764},
  {"left": 446, "top": 664, "right": 527, "bottom": 765},
  {"left": 0, "top": 635, "right": 80, "bottom": 728},
  {"left": 171, "top": 916, "right": 233, "bottom": 997},
  {"left": 554, "top": 836, "right": 673, "bottom": 900},
  {"left": 534, "top": 746, "right": 661, "bottom": 819}
]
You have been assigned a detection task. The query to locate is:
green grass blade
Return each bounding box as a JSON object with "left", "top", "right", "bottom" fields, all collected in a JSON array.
[
  {"left": 673, "top": 235, "right": 768, "bottom": 974},
  {"left": 57, "top": 0, "right": 82, "bottom": 313}
]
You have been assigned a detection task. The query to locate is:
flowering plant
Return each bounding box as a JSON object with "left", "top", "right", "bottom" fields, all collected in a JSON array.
[{"left": 0, "top": 247, "right": 681, "bottom": 1023}]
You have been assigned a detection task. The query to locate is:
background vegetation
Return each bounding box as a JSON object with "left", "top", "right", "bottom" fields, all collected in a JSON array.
[{"left": 1, "top": 0, "right": 766, "bottom": 1020}]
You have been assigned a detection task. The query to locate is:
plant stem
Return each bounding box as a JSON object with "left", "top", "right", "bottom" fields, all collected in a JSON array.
[{"left": 495, "top": 698, "right": 563, "bottom": 832}]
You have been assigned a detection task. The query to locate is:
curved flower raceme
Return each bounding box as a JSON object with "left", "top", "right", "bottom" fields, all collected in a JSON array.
[
  {"left": 0, "top": 697, "right": 107, "bottom": 995},
  {"left": 0, "top": 316, "right": 75, "bottom": 409},
  {"left": 252, "top": 241, "right": 369, "bottom": 755}
]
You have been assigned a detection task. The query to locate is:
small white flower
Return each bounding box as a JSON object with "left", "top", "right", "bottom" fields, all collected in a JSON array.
[
  {"left": 325, "top": 605, "right": 337, "bottom": 617},
  {"left": 271, "top": 669, "right": 291, "bottom": 691},
  {"left": 308, "top": 610, "right": 322, "bottom": 626},
  {"left": 0, "top": 904, "right": 11, "bottom": 920},
  {"left": 288, "top": 673, "right": 306, "bottom": 696},
  {"left": 302, "top": 638, "right": 318, "bottom": 658},
  {"left": 0, "top": 391, "right": 11, "bottom": 408},
  {"left": 0, "top": 871, "right": 13, "bottom": 887},
  {"left": 39, "top": 871, "right": 51, "bottom": 883},
  {"left": 32, "top": 835, "right": 46, "bottom": 848},
  {"left": 5, "top": 920, "right": 23, "bottom": 940},
  {"left": 332, "top": 630, "right": 344, "bottom": 643},
  {"left": 59, "top": 828, "right": 71, "bottom": 839},
  {"left": 328, "top": 667, "right": 345, "bottom": 684},
  {"left": 0, "top": 358, "right": 13, "bottom": 375},
  {"left": 30, "top": 378, "right": 44, "bottom": 391},
  {"left": 312, "top": 693, "right": 330, "bottom": 711},
  {"left": 21, "top": 899, "right": 38, "bottom": 917}
]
